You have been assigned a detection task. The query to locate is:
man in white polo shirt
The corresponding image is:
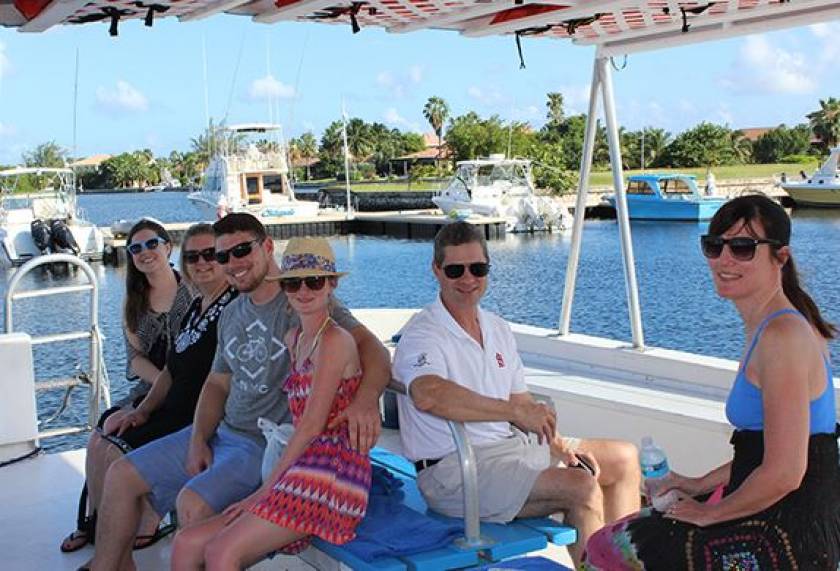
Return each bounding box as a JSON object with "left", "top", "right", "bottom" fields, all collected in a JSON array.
[{"left": 392, "top": 221, "right": 641, "bottom": 565}]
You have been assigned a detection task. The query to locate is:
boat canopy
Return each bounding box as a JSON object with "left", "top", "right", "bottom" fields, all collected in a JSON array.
[
  {"left": 223, "top": 123, "right": 284, "bottom": 134},
  {"left": 1, "top": 0, "right": 837, "bottom": 58},
  {"left": 0, "top": 167, "right": 74, "bottom": 177}
]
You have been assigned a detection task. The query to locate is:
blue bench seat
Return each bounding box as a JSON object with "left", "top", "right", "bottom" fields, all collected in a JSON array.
[{"left": 310, "top": 448, "right": 577, "bottom": 570}]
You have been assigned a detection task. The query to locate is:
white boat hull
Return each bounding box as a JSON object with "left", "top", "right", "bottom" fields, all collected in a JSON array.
[
  {"left": 0, "top": 222, "right": 105, "bottom": 268},
  {"left": 779, "top": 183, "right": 840, "bottom": 207},
  {"left": 187, "top": 191, "right": 321, "bottom": 221}
]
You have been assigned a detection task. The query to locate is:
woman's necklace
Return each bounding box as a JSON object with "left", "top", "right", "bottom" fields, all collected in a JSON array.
[
  {"left": 295, "top": 314, "right": 333, "bottom": 365},
  {"left": 201, "top": 282, "right": 229, "bottom": 313}
]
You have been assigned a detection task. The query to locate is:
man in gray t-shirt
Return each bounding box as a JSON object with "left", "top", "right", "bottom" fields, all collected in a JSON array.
[
  {"left": 212, "top": 287, "right": 359, "bottom": 442},
  {"left": 89, "top": 214, "right": 390, "bottom": 571}
]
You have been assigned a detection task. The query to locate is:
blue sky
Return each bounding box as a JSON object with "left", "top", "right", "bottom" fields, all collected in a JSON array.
[{"left": 0, "top": 16, "right": 838, "bottom": 164}]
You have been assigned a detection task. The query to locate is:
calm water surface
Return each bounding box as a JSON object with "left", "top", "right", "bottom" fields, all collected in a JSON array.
[{"left": 3, "top": 192, "right": 839, "bottom": 451}]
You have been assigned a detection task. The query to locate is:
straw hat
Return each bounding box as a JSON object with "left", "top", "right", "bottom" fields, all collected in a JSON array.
[{"left": 269, "top": 237, "right": 348, "bottom": 280}]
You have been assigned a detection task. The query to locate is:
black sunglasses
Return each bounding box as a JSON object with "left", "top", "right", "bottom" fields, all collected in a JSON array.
[
  {"left": 183, "top": 247, "right": 216, "bottom": 264},
  {"left": 280, "top": 276, "right": 328, "bottom": 293},
  {"left": 700, "top": 235, "right": 781, "bottom": 262},
  {"left": 215, "top": 239, "right": 261, "bottom": 264},
  {"left": 127, "top": 236, "right": 167, "bottom": 256},
  {"left": 442, "top": 262, "right": 491, "bottom": 279}
]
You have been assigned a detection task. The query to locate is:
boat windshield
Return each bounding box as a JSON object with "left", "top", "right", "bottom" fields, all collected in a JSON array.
[
  {"left": 660, "top": 178, "right": 695, "bottom": 195},
  {"left": 627, "top": 180, "right": 655, "bottom": 195}
]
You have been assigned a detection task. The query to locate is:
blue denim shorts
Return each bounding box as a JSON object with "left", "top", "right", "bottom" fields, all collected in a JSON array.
[{"left": 126, "top": 424, "right": 263, "bottom": 517}]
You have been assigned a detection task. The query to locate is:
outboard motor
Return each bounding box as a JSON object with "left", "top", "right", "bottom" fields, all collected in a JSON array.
[
  {"left": 49, "top": 219, "right": 80, "bottom": 255},
  {"left": 30, "top": 219, "right": 53, "bottom": 254}
]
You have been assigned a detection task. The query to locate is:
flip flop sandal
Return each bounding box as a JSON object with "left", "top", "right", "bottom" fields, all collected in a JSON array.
[
  {"left": 132, "top": 521, "right": 177, "bottom": 551},
  {"left": 60, "top": 529, "right": 90, "bottom": 553}
]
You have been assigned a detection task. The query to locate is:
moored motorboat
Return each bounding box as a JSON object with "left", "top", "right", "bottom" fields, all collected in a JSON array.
[
  {"left": 778, "top": 147, "right": 840, "bottom": 207},
  {"left": 606, "top": 174, "right": 725, "bottom": 221},
  {"left": 187, "top": 123, "right": 321, "bottom": 221},
  {"left": 0, "top": 168, "right": 104, "bottom": 267},
  {"left": 433, "top": 155, "right": 572, "bottom": 233}
]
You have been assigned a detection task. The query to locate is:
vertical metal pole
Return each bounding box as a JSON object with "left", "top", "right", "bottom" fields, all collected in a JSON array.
[
  {"left": 558, "top": 59, "right": 602, "bottom": 335},
  {"left": 598, "top": 56, "right": 645, "bottom": 349}
]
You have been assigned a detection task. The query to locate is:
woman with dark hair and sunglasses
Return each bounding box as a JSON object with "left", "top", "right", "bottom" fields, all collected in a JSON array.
[
  {"left": 171, "top": 237, "right": 370, "bottom": 569},
  {"left": 60, "top": 219, "right": 195, "bottom": 553},
  {"left": 583, "top": 194, "right": 840, "bottom": 570}
]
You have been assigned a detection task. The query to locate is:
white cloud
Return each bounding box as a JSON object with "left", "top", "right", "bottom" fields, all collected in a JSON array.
[
  {"left": 0, "top": 122, "right": 16, "bottom": 138},
  {"left": 95, "top": 80, "right": 149, "bottom": 113},
  {"left": 383, "top": 108, "right": 421, "bottom": 132},
  {"left": 466, "top": 85, "right": 504, "bottom": 106},
  {"left": 510, "top": 105, "right": 541, "bottom": 122},
  {"left": 374, "top": 67, "right": 423, "bottom": 99},
  {"left": 552, "top": 84, "right": 590, "bottom": 115},
  {"left": 248, "top": 75, "right": 295, "bottom": 101},
  {"left": 0, "top": 41, "right": 10, "bottom": 79},
  {"left": 719, "top": 35, "right": 815, "bottom": 95}
]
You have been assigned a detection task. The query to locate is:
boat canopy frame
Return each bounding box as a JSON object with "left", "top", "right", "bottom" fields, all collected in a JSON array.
[{"left": 4, "top": 0, "right": 837, "bottom": 351}]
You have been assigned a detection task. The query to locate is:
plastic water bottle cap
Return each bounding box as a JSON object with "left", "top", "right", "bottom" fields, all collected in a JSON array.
[{"left": 641, "top": 436, "right": 653, "bottom": 447}]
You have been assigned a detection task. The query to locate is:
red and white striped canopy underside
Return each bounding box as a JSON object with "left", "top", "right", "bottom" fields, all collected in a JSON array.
[{"left": 3, "top": 0, "right": 839, "bottom": 55}]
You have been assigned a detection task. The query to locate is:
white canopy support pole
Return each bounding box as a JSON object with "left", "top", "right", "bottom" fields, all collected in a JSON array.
[
  {"left": 558, "top": 58, "right": 602, "bottom": 335},
  {"left": 598, "top": 56, "right": 645, "bottom": 349}
]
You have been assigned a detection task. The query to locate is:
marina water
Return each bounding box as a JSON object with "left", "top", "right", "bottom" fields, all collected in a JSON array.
[{"left": 2, "top": 192, "right": 839, "bottom": 451}]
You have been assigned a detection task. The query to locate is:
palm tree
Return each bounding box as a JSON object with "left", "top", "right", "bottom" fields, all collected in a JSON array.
[
  {"left": 545, "top": 92, "right": 565, "bottom": 127},
  {"left": 22, "top": 141, "right": 69, "bottom": 168},
  {"left": 807, "top": 97, "right": 840, "bottom": 150},
  {"left": 423, "top": 96, "right": 450, "bottom": 156},
  {"left": 294, "top": 132, "right": 318, "bottom": 180}
]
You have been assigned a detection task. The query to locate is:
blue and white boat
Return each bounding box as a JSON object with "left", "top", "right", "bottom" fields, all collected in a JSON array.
[{"left": 606, "top": 174, "right": 725, "bottom": 221}]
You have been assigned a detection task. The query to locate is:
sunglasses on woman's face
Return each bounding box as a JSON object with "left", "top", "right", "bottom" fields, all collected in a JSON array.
[
  {"left": 700, "top": 235, "right": 781, "bottom": 262},
  {"left": 183, "top": 248, "right": 216, "bottom": 264},
  {"left": 214, "top": 239, "right": 261, "bottom": 264},
  {"left": 279, "top": 276, "right": 328, "bottom": 293},
  {"left": 442, "top": 262, "right": 491, "bottom": 279},
  {"left": 127, "top": 236, "right": 167, "bottom": 256}
]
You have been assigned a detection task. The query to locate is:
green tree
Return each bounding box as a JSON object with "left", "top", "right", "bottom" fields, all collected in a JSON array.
[
  {"left": 190, "top": 118, "right": 245, "bottom": 169},
  {"left": 423, "top": 96, "right": 450, "bottom": 155},
  {"left": 752, "top": 124, "right": 813, "bottom": 163},
  {"left": 290, "top": 132, "right": 318, "bottom": 180},
  {"left": 445, "top": 112, "right": 531, "bottom": 161},
  {"left": 528, "top": 141, "right": 577, "bottom": 195},
  {"left": 545, "top": 92, "right": 565, "bottom": 129},
  {"left": 807, "top": 97, "right": 840, "bottom": 150},
  {"left": 22, "top": 141, "right": 69, "bottom": 168},
  {"left": 656, "top": 122, "right": 746, "bottom": 167}
]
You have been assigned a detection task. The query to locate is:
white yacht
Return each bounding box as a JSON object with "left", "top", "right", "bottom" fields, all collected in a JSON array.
[
  {"left": 187, "top": 123, "right": 320, "bottom": 221},
  {"left": 433, "top": 155, "right": 572, "bottom": 233},
  {"left": 0, "top": 167, "right": 105, "bottom": 268},
  {"left": 778, "top": 147, "right": 840, "bottom": 207}
]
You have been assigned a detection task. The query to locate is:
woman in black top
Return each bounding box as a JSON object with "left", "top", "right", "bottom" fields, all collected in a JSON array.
[{"left": 60, "top": 223, "right": 237, "bottom": 553}]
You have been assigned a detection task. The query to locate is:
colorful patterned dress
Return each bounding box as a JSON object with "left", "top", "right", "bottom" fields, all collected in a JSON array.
[{"left": 250, "top": 347, "right": 371, "bottom": 553}]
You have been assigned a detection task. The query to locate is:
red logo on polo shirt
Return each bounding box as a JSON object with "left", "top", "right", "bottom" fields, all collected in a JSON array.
[{"left": 496, "top": 352, "right": 505, "bottom": 368}]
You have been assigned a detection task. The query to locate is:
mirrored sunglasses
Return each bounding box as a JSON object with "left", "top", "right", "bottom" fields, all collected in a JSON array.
[
  {"left": 183, "top": 248, "right": 216, "bottom": 264},
  {"left": 127, "top": 236, "right": 167, "bottom": 256},
  {"left": 443, "top": 262, "right": 491, "bottom": 279},
  {"left": 700, "top": 235, "right": 780, "bottom": 262},
  {"left": 215, "top": 239, "right": 261, "bottom": 264},
  {"left": 280, "top": 276, "right": 328, "bottom": 293}
]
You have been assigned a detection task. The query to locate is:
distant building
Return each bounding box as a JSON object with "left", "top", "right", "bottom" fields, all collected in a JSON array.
[
  {"left": 70, "top": 154, "right": 112, "bottom": 168},
  {"left": 391, "top": 132, "right": 452, "bottom": 176},
  {"left": 738, "top": 126, "right": 822, "bottom": 147}
]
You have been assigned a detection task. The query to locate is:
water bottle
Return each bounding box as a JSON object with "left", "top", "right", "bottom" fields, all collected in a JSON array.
[{"left": 640, "top": 436, "right": 671, "bottom": 507}]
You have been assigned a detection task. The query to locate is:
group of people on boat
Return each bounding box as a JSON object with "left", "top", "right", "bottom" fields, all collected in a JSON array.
[{"left": 58, "top": 193, "right": 838, "bottom": 570}]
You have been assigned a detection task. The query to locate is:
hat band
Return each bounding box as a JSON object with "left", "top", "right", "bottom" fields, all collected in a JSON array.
[{"left": 281, "top": 253, "right": 337, "bottom": 274}]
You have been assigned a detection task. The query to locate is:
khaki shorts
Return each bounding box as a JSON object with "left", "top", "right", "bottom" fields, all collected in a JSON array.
[{"left": 417, "top": 430, "right": 581, "bottom": 523}]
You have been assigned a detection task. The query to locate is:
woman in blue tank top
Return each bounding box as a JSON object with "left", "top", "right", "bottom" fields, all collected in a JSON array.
[{"left": 584, "top": 194, "right": 840, "bottom": 570}]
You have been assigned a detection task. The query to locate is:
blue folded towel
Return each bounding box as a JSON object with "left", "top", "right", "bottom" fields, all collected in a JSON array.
[{"left": 343, "top": 466, "right": 462, "bottom": 561}]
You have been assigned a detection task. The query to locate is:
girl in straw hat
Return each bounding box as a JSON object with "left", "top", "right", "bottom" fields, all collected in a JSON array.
[{"left": 172, "top": 237, "right": 370, "bottom": 569}]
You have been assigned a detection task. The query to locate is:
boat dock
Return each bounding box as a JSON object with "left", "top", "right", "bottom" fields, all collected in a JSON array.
[{"left": 102, "top": 211, "right": 508, "bottom": 265}]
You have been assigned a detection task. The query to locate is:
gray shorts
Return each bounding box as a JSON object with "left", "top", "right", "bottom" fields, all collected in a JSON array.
[{"left": 126, "top": 424, "right": 263, "bottom": 517}]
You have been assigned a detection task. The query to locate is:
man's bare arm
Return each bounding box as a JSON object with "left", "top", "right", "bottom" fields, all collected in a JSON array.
[{"left": 186, "top": 371, "right": 231, "bottom": 475}]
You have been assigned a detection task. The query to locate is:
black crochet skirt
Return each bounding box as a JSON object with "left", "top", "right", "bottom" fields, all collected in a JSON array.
[{"left": 584, "top": 428, "right": 840, "bottom": 570}]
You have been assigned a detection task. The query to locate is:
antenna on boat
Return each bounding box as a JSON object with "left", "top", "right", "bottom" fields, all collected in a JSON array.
[
  {"left": 640, "top": 129, "right": 645, "bottom": 172},
  {"left": 341, "top": 100, "right": 353, "bottom": 217},
  {"left": 202, "top": 35, "right": 210, "bottom": 131}
]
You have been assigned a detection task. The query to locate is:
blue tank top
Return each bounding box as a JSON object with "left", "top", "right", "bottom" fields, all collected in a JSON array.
[{"left": 726, "top": 309, "right": 836, "bottom": 434}]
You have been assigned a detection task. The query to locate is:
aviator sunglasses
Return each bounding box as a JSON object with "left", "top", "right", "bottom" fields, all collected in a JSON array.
[
  {"left": 700, "top": 235, "right": 781, "bottom": 262},
  {"left": 214, "top": 239, "right": 262, "bottom": 264},
  {"left": 442, "top": 262, "right": 491, "bottom": 279},
  {"left": 127, "top": 236, "right": 168, "bottom": 256},
  {"left": 279, "top": 276, "right": 328, "bottom": 293},
  {"left": 182, "top": 248, "right": 216, "bottom": 264}
]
